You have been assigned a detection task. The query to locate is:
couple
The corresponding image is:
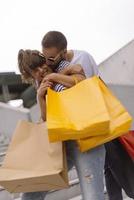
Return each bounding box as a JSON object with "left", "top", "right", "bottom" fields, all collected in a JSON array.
[
  {"left": 18, "top": 31, "right": 105, "bottom": 200},
  {"left": 18, "top": 31, "right": 134, "bottom": 200}
]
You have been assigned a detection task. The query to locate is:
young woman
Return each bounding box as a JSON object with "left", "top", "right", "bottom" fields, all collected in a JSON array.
[{"left": 18, "top": 47, "right": 105, "bottom": 200}]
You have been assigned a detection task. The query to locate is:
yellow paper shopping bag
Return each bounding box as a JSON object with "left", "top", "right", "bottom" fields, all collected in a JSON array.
[
  {"left": 47, "top": 76, "right": 110, "bottom": 142},
  {"left": 78, "top": 78, "right": 132, "bottom": 152}
]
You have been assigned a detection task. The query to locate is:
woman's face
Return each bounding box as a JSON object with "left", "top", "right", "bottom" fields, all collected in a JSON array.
[{"left": 30, "top": 64, "right": 52, "bottom": 84}]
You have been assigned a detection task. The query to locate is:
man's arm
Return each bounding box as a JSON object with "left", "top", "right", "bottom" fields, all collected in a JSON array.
[
  {"left": 59, "top": 64, "right": 85, "bottom": 76},
  {"left": 71, "top": 52, "right": 98, "bottom": 78},
  {"left": 42, "top": 73, "right": 85, "bottom": 88}
]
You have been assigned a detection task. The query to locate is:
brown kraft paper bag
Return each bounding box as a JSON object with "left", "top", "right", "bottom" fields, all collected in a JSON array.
[{"left": 0, "top": 120, "right": 68, "bottom": 193}]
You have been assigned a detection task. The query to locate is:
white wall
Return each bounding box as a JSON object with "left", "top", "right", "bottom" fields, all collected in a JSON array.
[
  {"left": 108, "top": 84, "right": 134, "bottom": 129},
  {"left": 30, "top": 103, "right": 40, "bottom": 122},
  {"left": 0, "top": 101, "right": 41, "bottom": 139},
  {"left": 99, "top": 40, "right": 134, "bottom": 85},
  {"left": 0, "top": 102, "right": 30, "bottom": 138}
]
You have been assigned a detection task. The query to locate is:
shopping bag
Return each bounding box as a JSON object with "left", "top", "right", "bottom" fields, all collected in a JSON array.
[
  {"left": 47, "top": 76, "right": 110, "bottom": 142},
  {"left": 78, "top": 78, "right": 132, "bottom": 152},
  {"left": 119, "top": 131, "right": 134, "bottom": 160},
  {"left": 0, "top": 121, "right": 68, "bottom": 193}
]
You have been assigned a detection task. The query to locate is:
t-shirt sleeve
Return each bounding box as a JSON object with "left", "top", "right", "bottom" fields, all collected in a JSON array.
[{"left": 76, "top": 52, "right": 98, "bottom": 78}]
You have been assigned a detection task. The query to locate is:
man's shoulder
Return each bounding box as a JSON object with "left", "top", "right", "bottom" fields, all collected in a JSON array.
[
  {"left": 73, "top": 50, "right": 92, "bottom": 58},
  {"left": 71, "top": 50, "right": 98, "bottom": 77}
]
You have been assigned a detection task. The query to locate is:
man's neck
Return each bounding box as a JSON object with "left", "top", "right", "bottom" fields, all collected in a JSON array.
[{"left": 66, "top": 50, "right": 74, "bottom": 62}]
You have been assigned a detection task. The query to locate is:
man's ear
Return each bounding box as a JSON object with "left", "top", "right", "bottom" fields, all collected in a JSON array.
[{"left": 63, "top": 48, "right": 67, "bottom": 54}]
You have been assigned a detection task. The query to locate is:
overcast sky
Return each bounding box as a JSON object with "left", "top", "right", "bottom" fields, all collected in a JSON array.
[{"left": 0, "top": 0, "right": 134, "bottom": 73}]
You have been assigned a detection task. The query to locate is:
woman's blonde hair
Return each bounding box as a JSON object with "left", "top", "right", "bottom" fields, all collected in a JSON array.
[{"left": 18, "top": 49, "right": 46, "bottom": 83}]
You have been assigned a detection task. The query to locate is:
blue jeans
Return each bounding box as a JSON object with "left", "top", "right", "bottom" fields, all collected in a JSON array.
[{"left": 22, "top": 141, "right": 105, "bottom": 200}]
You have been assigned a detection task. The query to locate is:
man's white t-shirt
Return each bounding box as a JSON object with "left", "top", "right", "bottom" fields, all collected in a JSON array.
[{"left": 70, "top": 50, "right": 98, "bottom": 78}]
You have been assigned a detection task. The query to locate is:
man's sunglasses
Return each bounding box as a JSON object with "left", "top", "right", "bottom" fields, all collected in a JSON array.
[{"left": 47, "top": 50, "right": 64, "bottom": 62}]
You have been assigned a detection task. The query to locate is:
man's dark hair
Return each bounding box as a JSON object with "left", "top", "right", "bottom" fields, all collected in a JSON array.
[{"left": 41, "top": 31, "right": 67, "bottom": 51}]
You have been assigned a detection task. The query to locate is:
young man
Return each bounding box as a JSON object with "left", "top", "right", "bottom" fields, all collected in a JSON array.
[{"left": 22, "top": 31, "right": 105, "bottom": 200}]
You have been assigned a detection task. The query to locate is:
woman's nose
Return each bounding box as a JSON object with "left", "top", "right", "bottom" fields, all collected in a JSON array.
[{"left": 38, "top": 67, "right": 43, "bottom": 73}]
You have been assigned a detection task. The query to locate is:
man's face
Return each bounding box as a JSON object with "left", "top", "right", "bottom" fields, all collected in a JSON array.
[{"left": 42, "top": 47, "right": 66, "bottom": 69}]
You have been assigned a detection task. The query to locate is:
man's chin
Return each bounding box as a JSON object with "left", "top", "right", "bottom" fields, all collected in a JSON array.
[{"left": 48, "top": 64, "right": 56, "bottom": 70}]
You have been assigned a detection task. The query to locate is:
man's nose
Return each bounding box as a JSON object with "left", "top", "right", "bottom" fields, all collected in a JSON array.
[
  {"left": 46, "top": 60, "right": 51, "bottom": 65},
  {"left": 45, "top": 58, "right": 53, "bottom": 65}
]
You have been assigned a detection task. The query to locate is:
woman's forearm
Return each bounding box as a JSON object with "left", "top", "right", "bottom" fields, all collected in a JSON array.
[{"left": 38, "top": 97, "right": 46, "bottom": 121}]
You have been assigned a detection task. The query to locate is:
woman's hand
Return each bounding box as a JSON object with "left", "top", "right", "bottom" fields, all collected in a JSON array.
[
  {"left": 42, "top": 73, "right": 58, "bottom": 83},
  {"left": 37, "top": 80, "right": 53, "bottom": 99}
]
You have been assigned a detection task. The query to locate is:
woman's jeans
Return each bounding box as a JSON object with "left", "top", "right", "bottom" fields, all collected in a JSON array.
[{"left": 22, "top": 141, "right": 105, "bottom": 200}]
